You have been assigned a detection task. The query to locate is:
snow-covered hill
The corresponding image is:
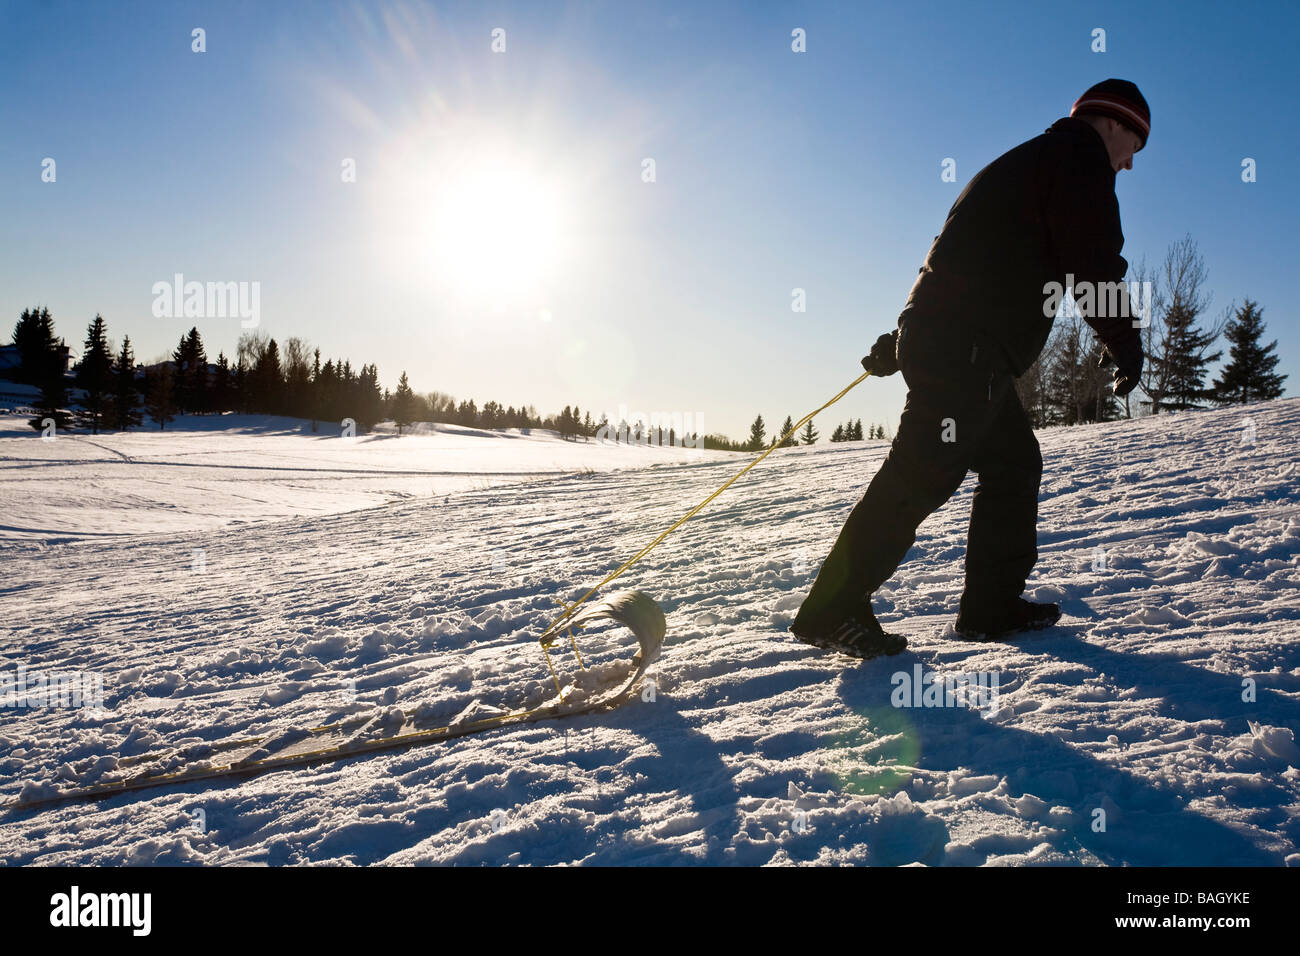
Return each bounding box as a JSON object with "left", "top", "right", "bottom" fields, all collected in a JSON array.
[
  {"left": 2, "top": 399, "right": 1297, "bottom": 865},
  {"left": 0, "top": 413, "right": 733, "bottom": 541}
]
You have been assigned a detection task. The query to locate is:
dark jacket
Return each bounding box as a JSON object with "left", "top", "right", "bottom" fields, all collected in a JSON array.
[{"left": 898, "top": 116, "right": 1139, "bottom": 376}]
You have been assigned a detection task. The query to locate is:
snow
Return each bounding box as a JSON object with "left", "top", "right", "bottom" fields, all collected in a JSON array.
[
  {"left": 0, "top": 413, "right": 728, "bottom": 541},
  {"left": 1, "top": 398, "right": 1297, "bottom": 865}
]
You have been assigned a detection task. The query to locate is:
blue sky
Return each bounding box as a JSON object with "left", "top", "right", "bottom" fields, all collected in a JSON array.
[{"left": 2, "top": 0, "right": 1295, "bottom": 439}]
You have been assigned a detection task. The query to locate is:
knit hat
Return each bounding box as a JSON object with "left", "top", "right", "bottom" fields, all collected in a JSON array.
[{"left": 1071, "top": 79, "right": 1150, "bottom": 150}]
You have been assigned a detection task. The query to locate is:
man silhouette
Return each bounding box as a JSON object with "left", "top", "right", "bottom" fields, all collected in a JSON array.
[{"left": 791, "top": 79, "right": 1148, "bottom": 658}]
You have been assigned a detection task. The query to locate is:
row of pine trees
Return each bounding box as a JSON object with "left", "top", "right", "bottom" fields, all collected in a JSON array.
[
  {"left": 734, "top": 415, "right": 891, "bottom": 454},
  {"left": 7, "top": 310, "right": 613, "bottom": 440},
  {"left": 9, "top": 308, "right": 145, "bottom": 433},
  {"left": 7, "top": 308, "right": 885, "bottom": 450},
  {"left": 8, "top": 309, "right": 388, "bottom": 434}
]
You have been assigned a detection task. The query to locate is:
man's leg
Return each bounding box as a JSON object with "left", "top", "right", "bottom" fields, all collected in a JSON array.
[
  {"left": 960, "top": 383, "right": 1043, "bottom": 616},
  {"left": 794, "top": 360, "right": 1002, "bottom": 627}
]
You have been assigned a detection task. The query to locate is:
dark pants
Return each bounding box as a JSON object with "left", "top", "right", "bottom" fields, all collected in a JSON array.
[{"left": 794, "top": 317, "right": 1042, "bottom": 626}]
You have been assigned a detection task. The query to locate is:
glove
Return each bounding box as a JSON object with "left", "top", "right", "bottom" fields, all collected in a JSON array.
[
  {"left": 861, "top": 330, "right": 899, "bottom": 376},
  {"left": 1098, "top": 339, "right": 1143, "bottom": 396}
]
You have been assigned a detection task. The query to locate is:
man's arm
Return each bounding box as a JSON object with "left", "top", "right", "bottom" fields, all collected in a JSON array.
[{"left": 1045, "top": 141, "right": 1142, "bottom": 393}]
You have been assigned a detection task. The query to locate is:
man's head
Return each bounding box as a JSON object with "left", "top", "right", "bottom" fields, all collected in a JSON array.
[
  {"left": 1070, "top": 78, "right": 1150, "bottom": 173},
  {"left": 1078, "top": 114, "right": 1143, "bottom": 172}
]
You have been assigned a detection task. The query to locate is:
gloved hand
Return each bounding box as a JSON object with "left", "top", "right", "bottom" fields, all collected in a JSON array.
[
  {"left": 1098, "top": 338, "right": 1143, "bottom": 396},
  {"left": 861, "top": 330, "right": 899, "bottom": 376}
]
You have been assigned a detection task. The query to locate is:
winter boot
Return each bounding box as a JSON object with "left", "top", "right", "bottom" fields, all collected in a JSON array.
[
  {"left": 790, "top": 604, "right": 908, "bottom": 658},
  {"left": 954, "top": 597, "right": 1060, "bottom": 641}
]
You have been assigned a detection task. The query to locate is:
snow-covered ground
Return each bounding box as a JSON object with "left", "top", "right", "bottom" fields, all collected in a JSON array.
[
  {"left": 1, "top": 399, "right": 1297, "bottom": 865},
  {"left": 0, "top": 413, "right": 729, "bottom": 541}
]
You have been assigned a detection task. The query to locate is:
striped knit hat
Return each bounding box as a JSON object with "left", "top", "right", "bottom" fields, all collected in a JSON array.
[{"left": 1071, "top": 79, "right": 1150, "bottom": 150}]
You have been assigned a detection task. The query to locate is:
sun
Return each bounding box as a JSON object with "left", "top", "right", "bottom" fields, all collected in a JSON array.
[
  {"left": 369, "top": 117, "right": 585, "bottom": 317},
  {"left": 427, "top": 158, "right": 569, "bottom": 305}
]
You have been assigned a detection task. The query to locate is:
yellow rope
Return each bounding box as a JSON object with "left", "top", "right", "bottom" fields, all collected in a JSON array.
[
  {"left": 541, "top": 642, "right": 563, "bottom": 695},
  {"left": 61, "top": 369, "right": 878, "bottom": 803},
  {"left": 538, "top": 368, "right": 873, "bottom": 648},
  {"left": 566, "top": 625, "right": 586, "bottom": 669}
]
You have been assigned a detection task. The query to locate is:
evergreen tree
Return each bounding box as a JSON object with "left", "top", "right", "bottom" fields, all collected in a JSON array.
[
  {"left": 233, "top": 358, "right": 250, "bottom": 414},
  {"left": 11, "top": 307, "right": 55, "bottom": 386},
  {"left": 1161, "top": 297, "right": 1223, "bottom": 410},
  {"left": 1137, "top": 235, "right": 1221, "bottom": 415},
  {"left": 171, "top": 326, "right": 208, "bottom": 414},
  {"left": 337, "top": 359, "right": 355, "bottom": 422},
  {"left": 144, "top": 364, "right": 177, "bottom": 430},
  {"left": 211, "top": 352, "right": 232, "bottom": 413},
  {"left": 392, "top": 371, "right": 416, "bottom": 435},
  {"left": 830, "top": 423, "right": 845, "bottom": 442},
  {"left": 254, "top": 339, "right": 283, "bottom": 414},
  {"left": 746, "top": 415, "right": 766, "bottom": 452},
  {"left": 1212, "top": 299, "right": 1286, "bottom": 404},
  {"left": 357, "top": 364, "right": 383, "bottom": 431},
  {"left": 778, "top": 415, "right": 798, "bottom": 447},
  {"left": 108, "top": 336, "right": 142, "bottom": 431},
  {"left": 1045, "top": 322, "right": 1088, "bottom": 425},
  {"left": 800, "top": 419, "right": 819, "bottom": 445},
  {"left": 318, "top": 358, "right": 337, "bottom": 422},
  {"left": 74, "top": 314, "right": 114, "bottom": 433},
  {"left": 583, "top": 410, "right": 594, "bottom": 440},
  {"left": 282, "top": 337, "right": 312, "bottom": 419},
  {"left": 189, "top": 326, "right": 208, "bottom": 412},
  {"left": 34, "top": 340, "right": 72, "bottom": 432},
  {"left": 852, "top": 418, "right": 864, "bottom": 440},
  {"left": 24, "top": 309, "right": 70, "bottom": 433},
  {"left": 457, "top": 398, "right": 478, "bottom": 426}
]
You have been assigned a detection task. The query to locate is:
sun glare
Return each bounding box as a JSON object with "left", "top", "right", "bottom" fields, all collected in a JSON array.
[
  {"left": 428, "top": 159, "right": 569, "bottom": 305},
  {"left": 361, "top": 75, "right": 596, "bottom": 319}
]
